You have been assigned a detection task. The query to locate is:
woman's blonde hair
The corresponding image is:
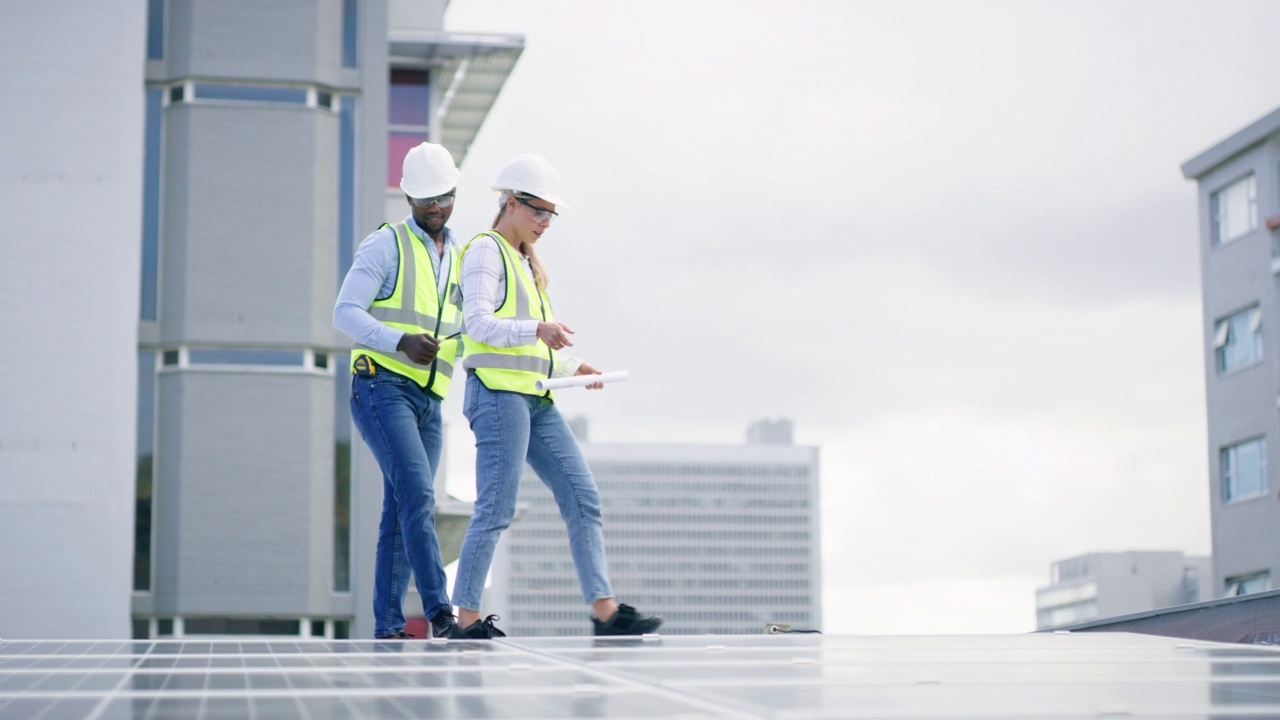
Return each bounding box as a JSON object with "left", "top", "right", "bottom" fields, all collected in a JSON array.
[{"left": 493, "top": 191, "right": 548, "bottom": 290}]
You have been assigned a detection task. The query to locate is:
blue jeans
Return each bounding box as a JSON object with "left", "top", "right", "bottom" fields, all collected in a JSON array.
[
  {"left": 452, "top": 373, "right": 613, "bottom": 610},
  {"left": 350, "top": 370, "right": 451, "bottom": 637}
]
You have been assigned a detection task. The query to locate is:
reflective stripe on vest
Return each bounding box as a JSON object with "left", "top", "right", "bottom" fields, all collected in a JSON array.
[
  {"left": 351, "top": 221, "right": 462, "bottom": 397},
  {"left": 461, "top": 231, "right": 555, "bottom": 398}
]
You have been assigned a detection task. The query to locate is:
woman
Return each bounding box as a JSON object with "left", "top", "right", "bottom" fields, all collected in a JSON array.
[{"left": 450, "top": 155, "right": 662, "bottom": 638}]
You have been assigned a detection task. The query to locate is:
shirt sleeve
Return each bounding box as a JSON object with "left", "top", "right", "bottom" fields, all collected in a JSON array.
[
  {"left": 461, "top": 235, "right": 540, "bottom": 348},
  {"left": 333, "top": 228, "right": 406, "bottom": 353},
  {"left": 551, "top": 351, "right": 585, "bottom": 379}
]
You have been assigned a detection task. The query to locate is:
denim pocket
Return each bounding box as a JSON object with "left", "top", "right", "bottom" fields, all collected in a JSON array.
[
  {"left": 462, "top": 382, "right": 477, "bottom": 420},
  {"left": 369, "top": 372, "right": 410, "bottom": 390}
]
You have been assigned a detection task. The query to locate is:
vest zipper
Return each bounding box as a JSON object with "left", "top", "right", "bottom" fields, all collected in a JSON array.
[
  {"left": 424, "top": 245, "right": 450, "bottom": 393},
  {"left": 536, "top": 283, "right": 552, "bottom": 398}
]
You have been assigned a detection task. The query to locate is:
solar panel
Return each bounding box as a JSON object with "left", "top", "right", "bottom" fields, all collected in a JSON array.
[{"left": 2, "top": 632, "right": 1279, "bottom": 718}]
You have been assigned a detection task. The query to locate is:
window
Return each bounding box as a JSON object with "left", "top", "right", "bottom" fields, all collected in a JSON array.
[
  {"left": 341, "top": 0, "right": 358, "bottom": 68},
  {"left": 387, "top": 70, "right": 430, "bottom": 187},
  {"left": 1214, "top": 306, "right": 1262, "bottom": 374},
  {"left": 140, "top": 87, "right": 163, "bottom": 321},
  {"left": 1221, "top": 437, "right": 1267, "bottom": 503},
  {"left": 159, "top": 347, "right": 331, "bottom": 372},
  {"left": 1211, "top": 174, "right": 1258, "bottom": 246},
  {"left": 1224, "top": 571, "right": 1270, "bottom": 597},
  {"left": 187, "top": 349, "right": 305, "bottom": 366},
  {"left": 334, "top": 351, "right": 351, "bottom": 592},
  {"left": 191, "top": 84, "right": 309, "bottom": 105},
  {"left": 338, "top": 96, "right": 357, "bottom": 287},
  {"left": 146, "top": 0, "right": 164, "bottom": 60},
  {"left": 133, "top": 351, "right": 156, "bottom": 592}
]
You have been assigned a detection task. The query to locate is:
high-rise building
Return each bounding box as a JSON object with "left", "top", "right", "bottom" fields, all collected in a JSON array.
[
  {"left": 1035, "top": 552, "right": 1212, "bottom": 630},
  {"left": 1182, "top": 107, "right": 1280, "bottom": 601},
  {"left": 488, "top": 419, "right": 822, "bottom": 636},
  {"left": 0, "top": 0, "right": 522, "bottom": 641}
]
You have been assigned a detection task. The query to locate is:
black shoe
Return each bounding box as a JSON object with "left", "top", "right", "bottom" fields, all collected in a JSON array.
[
  {"left": 375, "top": 631, "right": 415, "bottom": 640},
  {"left": 429, "top": 610, "right": 458, "bottom": 639},
  {"left": 451, "top": 615, "right": 507, "bottom": 639},
  {"left": 592, "top": 604, "right": 662, "bottom": 636}
]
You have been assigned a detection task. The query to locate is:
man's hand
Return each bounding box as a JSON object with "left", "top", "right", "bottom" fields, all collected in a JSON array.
[
  {"left": 397, "top": 333, "right": 439, "bottom": 364},
  {"left": 537, "top": 322, "right": 575, "bottom": 351},
  {"left": 575, "top": 362, "right": 604, "bottom": 390}
]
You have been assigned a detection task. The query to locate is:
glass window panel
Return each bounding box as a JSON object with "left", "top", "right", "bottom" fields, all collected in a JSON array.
[
  {"left": 1226, "top": 572, "right": 1271, "bottom": 597},
  {"left": 187, "top": 349, "right": 305, "bottom": 366},
  {"left": 389, "top": 69, "right": 430, "bottom": 126},
  {"left": 334, "top": 351, "right": 352, "bottom": 593},
  {"left": 134, "top": 352, "right": 156, "bottom": 592},
  {"left": 1212, "top": 174, "right": 1258, "bottom": 245},
  {"left": 316, "top": 91, "right": 333, "bottom": 110},
  {"left": 387, "top": 131, "right": 429, "bottom": 188},
  {"left": 341, "top": 0, "right": 358, "bottom": 68},
  {"left": 146, "top": 0, "right": 164, "bottom": 60},
  {"left": 192, "top": 84, "right": 308, "bottom": 104},
  {"left": 314, "top": 353, "right": 329, "bottom": 370},
  {"left": 1222, "top": 437, "right": 1267, "bottom": 502},
  {"left": 1216, "top": 306, "right": 1262, "bottom": 374},
  {"left": 162, "top": 350, "right": 179, "bottom": 366},
  {"left": 168, "top": 85, "right": 184, "bottom": 104},
  {"left": 140, "top": 88, "right": 162, "bottom": 322},
  {"left": 338, "top": 96, "right": 356, "bottom": 286}
]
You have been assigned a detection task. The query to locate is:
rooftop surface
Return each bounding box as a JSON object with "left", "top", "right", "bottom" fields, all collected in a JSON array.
[{"left": 3, "top": 632, "right": 1280, "bottom": 719}]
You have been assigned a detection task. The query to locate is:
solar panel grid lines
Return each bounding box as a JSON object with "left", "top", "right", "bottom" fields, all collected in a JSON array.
[{"left": 4, "top": 634, "right": 1280, "bottom": 718}]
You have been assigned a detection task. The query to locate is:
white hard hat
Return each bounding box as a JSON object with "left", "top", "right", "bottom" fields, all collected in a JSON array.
[
  {"left": 400, "top": 142, "right": 461, "bottom": 199},
  {"left": 492, "top": 154, "right": 569, "bottom": 208}
]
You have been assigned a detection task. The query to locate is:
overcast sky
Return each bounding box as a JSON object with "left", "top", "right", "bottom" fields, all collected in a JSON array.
[{"left": 433, "top": 0, "right": 1280, "bottom": 634}]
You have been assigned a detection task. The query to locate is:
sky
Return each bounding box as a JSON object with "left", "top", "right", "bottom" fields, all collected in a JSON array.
[{"left": 431, "top": 0, "right": 1280, "bottom": 634}]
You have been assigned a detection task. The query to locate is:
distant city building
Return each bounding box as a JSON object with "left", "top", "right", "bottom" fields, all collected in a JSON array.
[
  {"left": 0, "top": 0, "right": 521, "bottom": 641},
  {"left": 1182, "top": 106, "right": 1280, "bottom": 600},
  {"left": 1036, "top": 552, "right": 1213, "bottom": 630},
  {"left": 488, "top": 420, "right": 822, "bottom": 635}
]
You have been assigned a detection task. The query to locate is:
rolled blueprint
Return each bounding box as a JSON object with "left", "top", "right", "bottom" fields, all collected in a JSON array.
[{"left": 535, "top": 370, "right": 630, "bottom": 391}]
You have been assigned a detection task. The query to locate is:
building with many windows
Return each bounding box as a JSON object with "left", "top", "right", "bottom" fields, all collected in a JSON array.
[
  {"left": 1035, "top": 552, "right": 1212, "bottom": 630},
  {"left": 1181, "top": 106, "right": 1280, "bottom": 601},
  {"left": 487, "top": 419, "right": 822, "bottom": 636},
  {"left": 0, "top": 0, "right": 521, "bottom": 641}
]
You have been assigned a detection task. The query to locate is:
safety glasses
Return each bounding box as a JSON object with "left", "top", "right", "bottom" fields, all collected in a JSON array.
[
  {"left": 515, "top": 195, "right": 558, "bottom": 222},
  {"left": 409, "top": 191, "right": 456, "bottom": 208}
]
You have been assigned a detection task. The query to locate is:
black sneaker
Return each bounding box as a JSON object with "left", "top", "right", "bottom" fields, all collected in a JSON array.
[
  {"left": 429, "top": 610, "right": 458, "bottom": 639},
  {"left": 592, "top": 604, "right": 662, "bottom": 636},
  {"left": 451, "top": 615, "right": 506, "bottom": 639},
  {"left": 374, "top": 631, "right": 415, "bottom": 640}
]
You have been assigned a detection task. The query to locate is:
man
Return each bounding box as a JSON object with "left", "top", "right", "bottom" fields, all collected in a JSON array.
[{"left": 333, "top": 142, "right": 464, "bottom": 639}]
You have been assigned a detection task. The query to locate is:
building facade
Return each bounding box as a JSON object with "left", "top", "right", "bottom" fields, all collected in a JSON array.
[
  {"left": 1036, "top": 552, "right": 1213, "bottom": 630},
  {"left": 488, "top": 420, "right": 822, "bottom": 636},
  {"left": 0, "top": 0, "right": 521, "bottom": 640},
  {"left": 1182, "top": 107, "right": 1280, "bottom": 601}
]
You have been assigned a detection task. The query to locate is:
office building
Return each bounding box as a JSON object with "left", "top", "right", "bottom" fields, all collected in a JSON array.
[
  {"left": 488, "top": 419, "right": 822, "bottom": 636},
  {"left": 0, "top": 0, "right": 522, "bottom": 640},
  {"left": 1036, "top": 552, "right": 1213, "bottom": 630},
  {"left": 1182, "top": 107, "right": 1280, "bottom": 601}
]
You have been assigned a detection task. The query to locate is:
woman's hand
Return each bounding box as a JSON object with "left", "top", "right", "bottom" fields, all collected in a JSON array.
[
  {"left": 537, "top": 322, "right": 575, "bottom": 350},
  {"left": 575, "top": 362, "right": 604, "bottom": 390}
]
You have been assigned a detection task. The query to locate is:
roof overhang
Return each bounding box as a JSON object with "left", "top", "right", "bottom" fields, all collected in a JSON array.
[
  {"left": 1181, "top": 105, "right": 1280, "bottom": 179},
  {"left": 389, "top": 31, "right": 525, "bottom": 164}
]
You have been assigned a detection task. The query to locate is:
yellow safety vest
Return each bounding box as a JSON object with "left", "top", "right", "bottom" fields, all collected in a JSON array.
[
  {"left": 351, "top": 221, "right": 462, "bottom": 398},
  {"left": 461, "top": 231, "right": 555, "bottom": 399}
]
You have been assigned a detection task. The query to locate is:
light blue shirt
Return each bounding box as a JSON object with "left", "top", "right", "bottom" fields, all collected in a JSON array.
[{"left": 333, "top": 218, "right": 458, "bottom": 352}]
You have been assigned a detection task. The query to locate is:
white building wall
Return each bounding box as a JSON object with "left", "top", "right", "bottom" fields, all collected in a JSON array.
[
  {"left": 490, "top": 439, "right": 822, "bottom": 636},
  {"left": 1036, "top": 552, "right": 1211, "bottom": 630},
  {"left": 0, "top": 0, "right": 146, "bottom": 639}
]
